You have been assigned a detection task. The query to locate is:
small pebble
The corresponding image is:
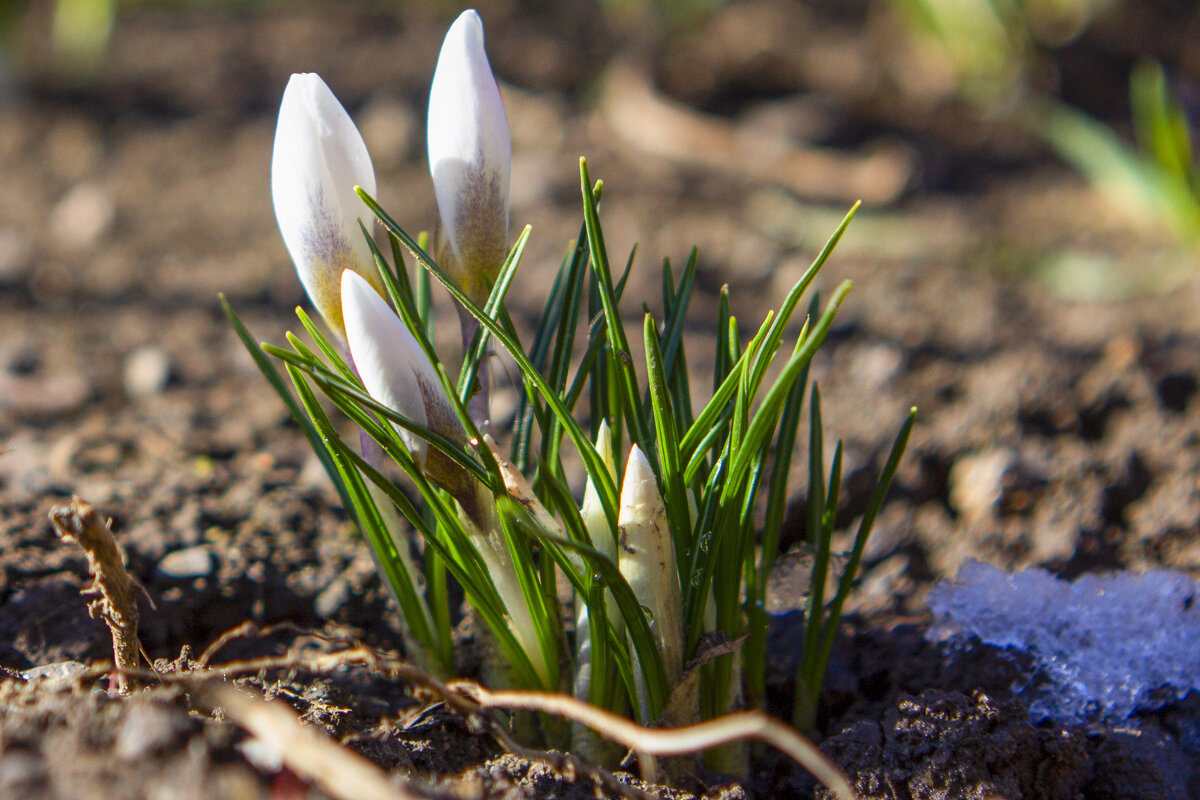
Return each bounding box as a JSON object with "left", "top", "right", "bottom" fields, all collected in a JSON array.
[
  {"left": 21, "top": 660, "right": 88, "bottom": 685},
  {"left": 114, "top": 704, "right": 190, "bottom": 760},
  {"left": 315, "top": 575, "right": 349, "bottom": 619},
  {"left": 238, "top": 736, "right": 284, "bottom": 773},
  {"left": 123, "top": 345, "right": 173, "bottom": 397},
  {"left": 849, "top": 343, "right": 903, "bottom": 389},
  {"left": 50, "top": 182, "right": 116, "bottom": 250},
  {"left": 948, "top": 448, "right": 1014, "bottom": 522},
  {"left": 157, "top": 546, "right": 213, "bottom": 579}
]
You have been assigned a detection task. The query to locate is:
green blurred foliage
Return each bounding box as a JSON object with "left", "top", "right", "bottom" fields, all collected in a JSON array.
[
  {"left": 1043, "top": 60, "right": 1200, "bottom": 250},
  {"left": 887, "top": 0, "right": 1110, "bottom": 102},
  {"left": 0, "top": 0, "right": 277, "bottom": 78}
]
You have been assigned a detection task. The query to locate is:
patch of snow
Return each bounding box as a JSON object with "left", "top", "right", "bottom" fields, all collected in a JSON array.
[{"left": 927, "top": 560, "right": 1200, "bottom": 725}]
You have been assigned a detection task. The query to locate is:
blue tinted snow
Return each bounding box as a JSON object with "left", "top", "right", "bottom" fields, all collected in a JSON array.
[{"left": 927, "top": 560, "right": 1200, "bottom": 725}]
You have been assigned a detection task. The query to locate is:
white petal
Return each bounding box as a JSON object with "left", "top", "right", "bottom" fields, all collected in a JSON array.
[
  {"left": 580, "top": 420, "right": 618, "bottom": 559},
  {"left": 272, "top": 73, "right": 380, "bottom": 335},
  {"left": 341, "top": 270, "right": 434, "bottom": 467},
  {"left": 427, "top": 10, "right": 511, "bottom": 278}
]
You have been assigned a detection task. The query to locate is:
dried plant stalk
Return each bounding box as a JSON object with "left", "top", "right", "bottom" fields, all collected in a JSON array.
[
  {"left": 455, "top": 683, "right": 857, "bottom": 800},
  {"left": 49, "top": 496, "right": 141, "bottom": 692},
  {"left": 198, "top": 683, "right": 425, "bottom": 800}
]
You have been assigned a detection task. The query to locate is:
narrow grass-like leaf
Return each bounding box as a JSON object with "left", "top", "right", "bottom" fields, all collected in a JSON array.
[
  {"left": 285, "top": 363, "right": 441, "bottom": 669},
  {"left": 807, "top": 384, "right": 826, "bottom": 551},
  {"left": 1041, "top": 100, "right": 1200, "bottom": 243},
  {"left": 724, "top": 281, "right": 851, "bottom": 502},
  {"left": 746, "top": 203, "right": 859, "bottom": 399},
  {"left": 1132, "top": 60, "right": 1195, "bottom": 185},
  {"left": 512, "top": 232, "right": 585, "bottom": 469},
  {"left": 425, "top": 544, "right": 453, "bottom": 671},
  {"left": 714, "top": 286, "right": 732, "bottom": 395},
  {"left": 264, "top": 343, "right": 489, "bottom": 485},
  {"left": 812, "top": 407, "right": 917, "bottom": 685},
  {"left": 357, "top": 187, "right": 621, "bottom": 538},
  {"left": 681, "top": 316, "right": 771, "bottom": 467},
  {"left": 220, "top": 296, "right": 353, "bottom": 514},
  {"left": 414, "top": 242, "right": 435, "bottom": 340},
  {"left": 802, "top": 433, "right": 842, "bottom": 690},
  {"left": 683, "top": 419, "right": 730, "bottom": 487},
  {"left": 660, "top": 248, "right": 698, "bottom": 382},
  {"left": 494, "top": 501, "right": 561, "bottom": 691},
  {"left": 682, "top": 452, "right": 729, "bottom": 652},
  {"left": 795, "top": 384, "right": 828, "bottom": 720},
  {"left": 385, "top": 229, "right": 418, "bottom": 310},
  {"left": 561, "top": 271, "right": 632, "bottom": 429},
  {"left": 660, "top": 250, "right": 698, "bottom": 436},
  {"left": 580, "top": 159, "right": 648, "bottom": 448},
  {"left": 458, "top": 226, "right": 531, "bottom": 403},
  {"left": 643, "top": 312, "right": 692, "bottom": 565},
  {"left": 536, "top": 228, "right": 595, "bottom": 485},
  {"left": 743, "top": 306, "right": 812, "bottom": 708},
  {"left": 548, "top": 229, "right": 591, "bottom": 395},
  {"left": 294, "top": 307, "right": 354, "bottom": 381}
]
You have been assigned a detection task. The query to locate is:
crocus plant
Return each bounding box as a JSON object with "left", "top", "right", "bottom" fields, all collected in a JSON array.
[{"left": 223, "top": 6, "right": 915, "bottom": 786}]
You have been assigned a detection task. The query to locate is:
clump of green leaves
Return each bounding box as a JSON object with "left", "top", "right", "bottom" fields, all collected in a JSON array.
[{"left": 225, "top": 157, "right": 914, "bottom": 761}]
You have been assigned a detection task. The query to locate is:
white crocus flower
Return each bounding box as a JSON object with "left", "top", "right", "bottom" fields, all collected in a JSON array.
[
  {"left": 272, "top": 73, "right": 385, "bottom": 337},
  {"left": 340, "top": 270, "right": 462, "bottom": 480},
  {"left": 427, "top": 9, "right": 511, "bottom": 304}
]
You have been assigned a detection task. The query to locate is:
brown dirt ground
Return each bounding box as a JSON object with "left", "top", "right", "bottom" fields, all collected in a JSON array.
[{"left": 1, "top": 2, "right": 1199, "bottom": 799}]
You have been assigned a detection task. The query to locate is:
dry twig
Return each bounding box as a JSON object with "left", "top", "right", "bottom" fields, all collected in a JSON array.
[
  {"left": 454, "top": 684, "right": 856, "bottom": 800},
  {"left": 49, "top": 496, "right": 141, "bottom": 693},
  {"left": 196, "top": 682, "right": 428, "bottom": 800}
]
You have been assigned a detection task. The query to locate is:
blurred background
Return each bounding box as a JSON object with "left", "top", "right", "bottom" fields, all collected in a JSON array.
[
  {"left": 2, "top": 0, "right": 1198, "bottom": 296},
  {"left": 1, "top": 0, "right": 1199, "bottom": 656}
]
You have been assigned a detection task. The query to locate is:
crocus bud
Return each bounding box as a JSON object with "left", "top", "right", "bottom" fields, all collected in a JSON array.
[
  {"left": 340, "top": 270, "right": 464, "bottom": 486},
  {"left": 272, "top": 73, "right": 385, "bottom": 336},
  {"left": 575, "top": 421, "right": 623, "bottom": 706},
  {"left": 618, "top": 445, "right": 685, "bottom": 720},
  {"left": 427, "top": 10, "right": 511, "bottom": 304},
  {"left": 581, "top": 420, "right": 619, "bottom": 563}
]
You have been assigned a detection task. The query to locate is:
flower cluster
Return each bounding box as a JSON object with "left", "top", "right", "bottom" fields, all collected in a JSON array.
[
  {"left": 249, "top": 9, "right": 913, "bottom": 788},
  {"left": 267, "top": 9, "right": 681, "bottom": 705},
  {"left": 271, "top": 9, "right": 507, "bottom": 424}
]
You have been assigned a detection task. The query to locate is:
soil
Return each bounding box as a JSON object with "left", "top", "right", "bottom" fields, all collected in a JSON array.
[{"left": 1, "top": 2, "right": 1199, "bottom": 799}]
